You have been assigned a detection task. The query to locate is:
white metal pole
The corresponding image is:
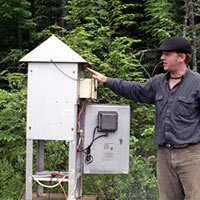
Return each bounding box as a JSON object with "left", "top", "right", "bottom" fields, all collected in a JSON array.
[{"left": 26, "top": 139, "right": 33, "bottom": 200}]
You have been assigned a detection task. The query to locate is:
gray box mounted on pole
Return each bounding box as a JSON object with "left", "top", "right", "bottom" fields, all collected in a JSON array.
[{"left": 83, "top": 104, "right": 130, "bottom": 174}]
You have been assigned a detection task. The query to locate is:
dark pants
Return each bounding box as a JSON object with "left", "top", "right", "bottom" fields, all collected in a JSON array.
[{"left": 157, "top": 143, "right": 200, "bottom": 200}]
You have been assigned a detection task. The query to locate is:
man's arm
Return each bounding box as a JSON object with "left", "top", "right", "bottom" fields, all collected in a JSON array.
[
  {"left": 87, "top": 67, "right": 107, "bottom": 83},
  {"left": 87, "top": 67, "right": 156, "bottom": 104}
]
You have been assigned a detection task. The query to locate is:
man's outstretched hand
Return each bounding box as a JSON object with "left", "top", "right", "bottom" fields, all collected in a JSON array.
[{"left": 86, "top": 67, "right": 107, "bottom": 83}]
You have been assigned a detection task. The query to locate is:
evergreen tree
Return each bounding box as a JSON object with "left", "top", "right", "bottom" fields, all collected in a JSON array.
[
  {"left": 0, "top": 71, "right": 27, "bottom": 199},
  {"left": 0, "top": 0, "right": 34, "bottom": 71},
  {"left": 141, "top": 0, "right": 181, "bottom": 44},
  {"left": 1, "top": 0, "right": 200, "bottom": 199}
]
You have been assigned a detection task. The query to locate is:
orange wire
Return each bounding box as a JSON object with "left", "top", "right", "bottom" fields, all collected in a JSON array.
[
  {"left": 57, "top": 177, "right": 68, "bottom": 200},
  {"left": 77, "top": 103, "right": 85, "bottom": 149},
  {"left": 53, "top": 172, "right": 68, "bottom": 200}
]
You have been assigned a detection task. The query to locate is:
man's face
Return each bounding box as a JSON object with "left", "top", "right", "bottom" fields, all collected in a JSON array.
[{"left": 160, "top": 51, "right": 182, "bottom": 72}]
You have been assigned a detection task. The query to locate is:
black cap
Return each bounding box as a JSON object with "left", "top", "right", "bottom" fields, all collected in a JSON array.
[{"left": 158, "top": 36, "right": 192, "bottom": 54}]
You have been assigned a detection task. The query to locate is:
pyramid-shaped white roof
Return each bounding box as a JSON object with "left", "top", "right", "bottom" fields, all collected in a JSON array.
[{"left": 20, "top": 35, "right": 88, "bottom": 63}]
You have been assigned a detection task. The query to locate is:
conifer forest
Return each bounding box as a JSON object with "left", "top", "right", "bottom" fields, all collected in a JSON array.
[{"left": 0, "top": 0, "right": 200, "bottom": 199}]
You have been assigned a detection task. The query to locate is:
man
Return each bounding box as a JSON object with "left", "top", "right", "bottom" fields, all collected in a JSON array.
[{"left": 87, "top": 36, "right": 200, "bottom": 200}]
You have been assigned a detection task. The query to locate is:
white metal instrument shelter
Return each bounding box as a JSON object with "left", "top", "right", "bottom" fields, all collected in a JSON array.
[{"left": 26, "top": 62, "right": 78, "bottom": 141}]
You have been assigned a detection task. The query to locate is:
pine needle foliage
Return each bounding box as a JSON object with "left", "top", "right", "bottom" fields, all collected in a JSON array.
[
  {"left": 2, "top": 0, "right": 200, "bottom": 199},
  {"left": 141, "top": 0, "right": 181, "bottom": 44}
]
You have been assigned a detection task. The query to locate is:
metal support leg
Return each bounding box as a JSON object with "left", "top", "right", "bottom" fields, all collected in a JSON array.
[
  {"left": 68, "top": 140, "right": 77, "bottom": 200},
  {"left": 26, "top": 139, "right": 33, "bottom": 200},
  {"left": 36, "top": 140, "right": 44, "bottom": 196},
  {"left": 75, "top": 151, "right": 83, "bottom": 198},
  {"left": 75, "top": 107, "right": 85, "bottom": 198},
  {"left": 68, "top": 104, "right": 81, "bottom": 200}
]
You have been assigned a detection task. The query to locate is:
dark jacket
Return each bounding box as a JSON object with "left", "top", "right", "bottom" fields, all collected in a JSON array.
[{"left": 105, "top": 68, "right": 200, "bottom": 145}]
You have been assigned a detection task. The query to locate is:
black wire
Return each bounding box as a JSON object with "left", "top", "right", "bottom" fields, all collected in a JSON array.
[
  {"left": 88, "top": 126, "right": 98, "bottom": 148},
  {"left": 48, "top": 175, "right": 53, "bottom": 200},
  {"left": 93, "top": 134, "right": 108, "bottom": 142},
  {"left": 63, "top": 141, "right": 68, "bottom": 148},
  {"left": 82, "top": 126, "right": 108, "bottom": 164}
]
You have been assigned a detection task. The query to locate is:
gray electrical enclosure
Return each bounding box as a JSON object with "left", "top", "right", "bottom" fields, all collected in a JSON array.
[{"left": 84, "top": 104, "right": 130, "bottom": 174}]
